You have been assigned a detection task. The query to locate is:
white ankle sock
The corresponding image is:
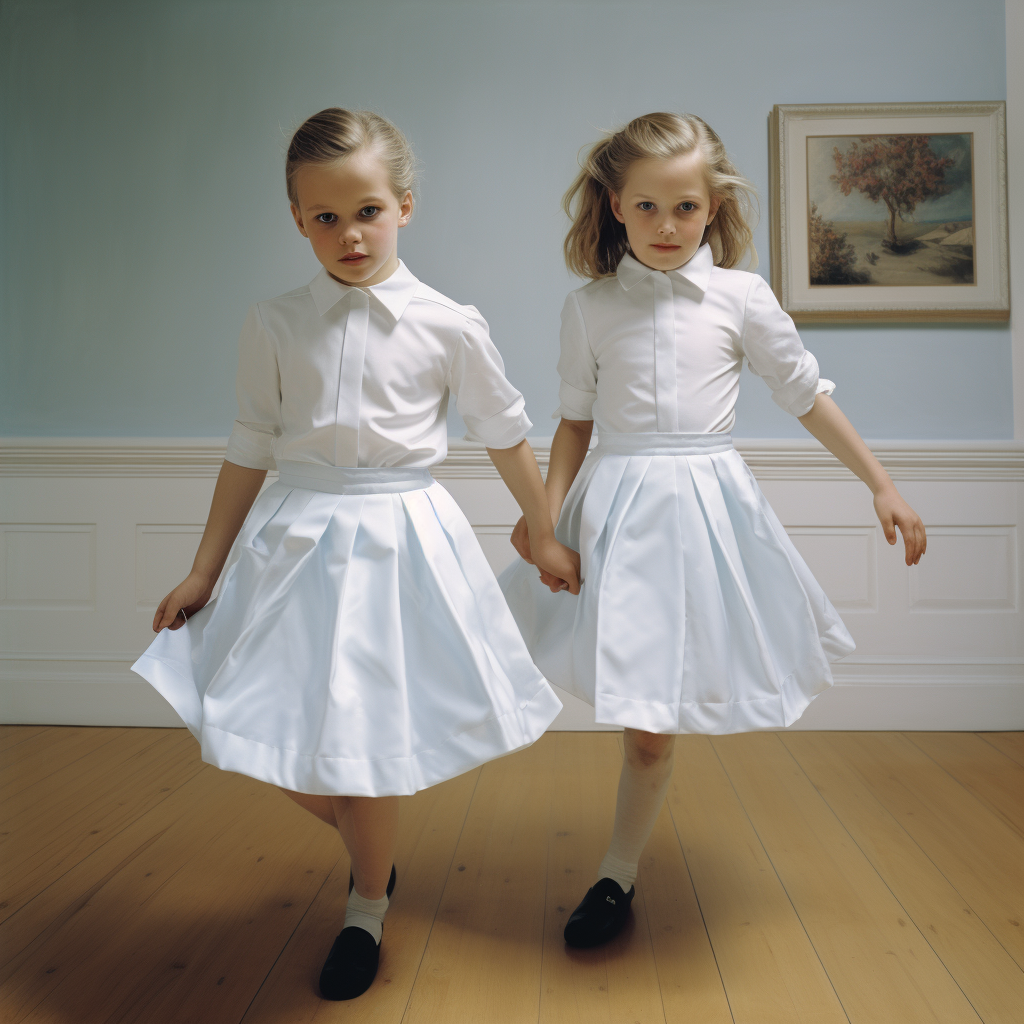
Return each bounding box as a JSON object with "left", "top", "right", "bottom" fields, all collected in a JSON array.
[
  {"left": 597, "top": 743, "right": 675, "bottom": 892},
  {"left": 343, "top": 889, "right": 389, "bottom": 944}
]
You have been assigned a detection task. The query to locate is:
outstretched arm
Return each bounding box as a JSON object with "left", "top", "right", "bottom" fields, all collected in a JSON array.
[
  {"left": 798, "top": 394, "right": 926, "bottom": 565},
  {"left": 488, "top": 439, "right": 581, "bottom": 594},
  {"left": 152, "top": 460, "right": 268, "bottom": 631}
]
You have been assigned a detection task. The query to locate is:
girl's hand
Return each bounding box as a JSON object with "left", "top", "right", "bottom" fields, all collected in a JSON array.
[
  {"left": 531, "top": 535, "right": 582, "bottom": 595},
  {"left": 873, "top": 486, "right": 927, "bottom": 566},
  {"left": 153, "top": 571, "right": 216, "bottom": 632},
  {"left": 510, "top": 515, "right": 533, "bottom": 563}
]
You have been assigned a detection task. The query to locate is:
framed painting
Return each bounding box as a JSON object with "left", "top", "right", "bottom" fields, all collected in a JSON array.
[{"left": 769, "top": 102, "right": 1008, "bottom": 322}]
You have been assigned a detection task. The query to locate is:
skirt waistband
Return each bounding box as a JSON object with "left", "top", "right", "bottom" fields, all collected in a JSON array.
[
  {"left": 277, "top": 461, "right": 434, "bottom": 495},
  {"left": 594, "top": 432, "right": 734, "bottom": 457}
]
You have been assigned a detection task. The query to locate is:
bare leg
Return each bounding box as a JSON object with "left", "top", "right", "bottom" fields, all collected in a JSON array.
[
  {"left": 331, "top": 795, "right": 399, "bottom": 899},
  {"left": 279, "top": 789, "right": 397, "bottom": 899},
  {"left": 279, "top": 787, "right": 341, "bottom": 827},
  {"left": 333, "top": 799, "right": 355, "bottom": 852}
]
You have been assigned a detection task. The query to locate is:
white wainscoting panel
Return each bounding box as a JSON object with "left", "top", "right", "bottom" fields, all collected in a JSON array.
[
  {"left": 785, "top": 526, "right": 878, "bottom": 612},
  {"left": 135, "top": 524, "right": 206, "bottom": 611},
  {"left": 2, "top": 523, "right": 97, "bottom": 610},
  {"left": 2, "top": 437, "right": 1022, "bottom": 730},
  {"left": 908, "top": 526, "right": 1018, "bottom": 612}
]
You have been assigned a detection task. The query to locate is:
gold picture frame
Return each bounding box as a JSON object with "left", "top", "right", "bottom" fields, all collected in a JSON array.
[{"left": 769, "top": 102, "right": 1009, "bottom": 323}]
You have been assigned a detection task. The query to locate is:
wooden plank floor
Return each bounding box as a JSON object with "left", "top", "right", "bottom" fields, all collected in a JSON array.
[{"left": 1, "top": 727, "right": 1022, "bottom": 1023}]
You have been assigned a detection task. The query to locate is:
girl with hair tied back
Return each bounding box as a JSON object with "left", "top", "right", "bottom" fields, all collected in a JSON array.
[
  {"left": 132, "top": 107, "right": 578, "bottom": 1000},
  {"left": 500, "top": 111, "right": 927, "bottom": 948}
]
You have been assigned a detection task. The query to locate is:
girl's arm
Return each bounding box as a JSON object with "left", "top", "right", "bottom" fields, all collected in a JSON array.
[
  {"left": 798, "top": 393, "right": 926, "bottom": 566},
  {"left": 152, "top": 461, "right": 267, "bottom": 631},
  {"left": 510, "top": 417, "right": 593, "bottom": 579},
  {"left": 544, "top": 417, "right": 594, "bottom": 522},
  {"left": 487, "top": 439, "right": 582, "bottom": 594}
]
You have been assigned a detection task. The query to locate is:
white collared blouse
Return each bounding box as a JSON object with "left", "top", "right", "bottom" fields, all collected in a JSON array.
[
  {"left": 224, "top": 260, "right": 532, "bottom": 471},
  {"left": 555, "top": 244, "right": 832, "bottom": 434}
]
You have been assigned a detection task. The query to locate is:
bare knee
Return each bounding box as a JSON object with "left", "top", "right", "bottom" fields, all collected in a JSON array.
[
  {"left": 279, "top": 787, "right": 339, "bottom": 827},
  {"left": 624, "top": 729, "right": 675, "bottom": 769}
]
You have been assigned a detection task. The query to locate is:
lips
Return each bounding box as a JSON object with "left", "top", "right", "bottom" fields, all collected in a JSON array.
[
  {"left": 341, "top": 253, "right": 368, "bottom": 262},
  {"left": 651, "top": 244, "right": 680, "bottom": 251}
]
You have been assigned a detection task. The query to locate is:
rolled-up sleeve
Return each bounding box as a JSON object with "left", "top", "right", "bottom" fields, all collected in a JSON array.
[
  {"left": 741, "top": 275, "right": 827, "bottom": 417},
  {"left": 554, "top": 292, "right": 597, "bottom": 421},
  {"left": 224, "top": 304, "right": 281, "bottom": 470},
  {"left": 447, "top": 306, "right": 532, "bottom": 448}
]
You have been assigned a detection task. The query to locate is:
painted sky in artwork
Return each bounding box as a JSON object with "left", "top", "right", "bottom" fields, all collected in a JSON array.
[{"left": 807, "top": 133, "right": 973, "bottom": 223}]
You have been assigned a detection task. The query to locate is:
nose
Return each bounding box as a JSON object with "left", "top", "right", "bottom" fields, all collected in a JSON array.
[
  {"left": 657, "top": 217, "right": 675, "bottom": 236},
  {"left": 340, "top": 222, "right": 361, "bottom": 243}
]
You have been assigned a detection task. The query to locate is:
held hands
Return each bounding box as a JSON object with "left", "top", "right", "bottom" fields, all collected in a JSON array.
[
  {"left": 873, "top": 486, "right": 927, "bottom": 566},
  {"left": 152, "top": 570, "right": 216, "bottom": 632},
  {"left": 511, "top": 515, "right": 581, "bottom": 594}
]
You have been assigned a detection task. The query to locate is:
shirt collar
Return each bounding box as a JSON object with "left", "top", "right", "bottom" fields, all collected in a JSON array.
[
  {"left": 308, "top": 259, "right": 420, "bottom": 321},
  {"left": 615, "top": 243, "right": 714, "bottom": 294}
]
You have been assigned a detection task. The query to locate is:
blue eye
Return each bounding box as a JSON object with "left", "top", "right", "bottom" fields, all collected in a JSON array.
[
  {"left": 360, "top": 206, "right": 379, "bottom": 218},
  {"left": 679, "top": 202, "right": 696, "bottom": 212},
  {"left": 638, "top": 202, "right": 656, "bottom": 212},
  {"left": 316, "top": 213, "right": 337, "bottom": 224}
]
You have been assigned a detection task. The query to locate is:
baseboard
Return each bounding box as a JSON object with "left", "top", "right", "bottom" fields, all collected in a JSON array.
[
  {"left": 1, "top": 672, "right": 188, "bottom": 727},
  {"left": 3, "top": 671, "right": 1020, "bottom": 731},
  {"left": 787, "top": 681, "right": 1024, "bottom": 730}
]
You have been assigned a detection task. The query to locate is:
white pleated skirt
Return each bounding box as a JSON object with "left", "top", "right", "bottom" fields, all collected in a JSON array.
[
  {"left": 132, "top": 462, "right": 562, "bottom": 797},
  {"left": 499, "top": 433, "right": 855, "bottom": 735}
]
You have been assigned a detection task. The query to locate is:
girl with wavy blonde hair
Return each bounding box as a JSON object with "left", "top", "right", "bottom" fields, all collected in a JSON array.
[
  {"left": 501, "top": 111, "right": 925, "bottom": 950},
  {"left": 563, "top": 111, "right": 758, "bottom": 277}
]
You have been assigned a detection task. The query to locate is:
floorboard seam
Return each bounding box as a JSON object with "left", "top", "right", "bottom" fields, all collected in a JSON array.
[
  {"left": 0, "top": 727, "right": 53, "bottom": 758},
  {"left": 663, "top": 793, "right": 736, "bottom": 1024},
  {"left": 399, "top": 766, "right": 483, "bottom": 1024},
  {"left": 238, "top": 860, "right": 338, "bottom": 1023},
  {"left": 794, "top": 734, "right": 1024, "bottom": 974},
  {"left": 708, "top": 736, "right": 852, "bottom": 1024},
  {"left": 902, "top": 732, "right": 1024, "bottom": 839},
  {"left": 536, "top": 763, "right": 550, "bottom": 1024},
  {"left": 775, "top": 734, "right": 986, "bottom": 1023},
  {"left": 974, "top": 731, "right": 1024, "bottom": 768},
  {"left": 0, "top": 762, "right": 209, "bottom": 931},
  {"left": 0, "top": 729, "right": 130, "bottom": 803}
]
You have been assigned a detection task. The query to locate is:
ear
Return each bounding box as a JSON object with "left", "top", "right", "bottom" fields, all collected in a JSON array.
[
  {"left": 290, "top": 203, "right": 309, "bottom": 238},
  {"left": 707, "top": 196, "right": 722, "bottom": 224},
  {"left": 609, "top": 189, "right": 626, "bottom": 225},
  {"left": 397, "top": 191, "right": 414, "bottom": 228}
]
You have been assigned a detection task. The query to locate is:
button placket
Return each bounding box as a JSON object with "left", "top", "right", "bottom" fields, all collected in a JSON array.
[
  {"left": 334, "top": 291, "right": 370, "bottom": 467},
  {"left": 652, "top": 274, "right": 679, "bottom": 433}
]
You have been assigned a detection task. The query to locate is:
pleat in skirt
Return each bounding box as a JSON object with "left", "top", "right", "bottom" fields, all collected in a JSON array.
[
  {"left": 499, "top": 433, "right": 855, "bottom": 734},
  {"left": 133, "top": 462, "right": 562, "bottom": 796}
]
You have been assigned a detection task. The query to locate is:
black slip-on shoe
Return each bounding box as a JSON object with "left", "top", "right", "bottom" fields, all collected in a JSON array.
[
  {"left": 563, "top": 877, "right": 635, "bottom": 948},
  {"left": 318, "top": 925, "right": 382, "bottom": 1000},
  {"left": 348, "top": 863, "right": 397, "bottom": 898}
]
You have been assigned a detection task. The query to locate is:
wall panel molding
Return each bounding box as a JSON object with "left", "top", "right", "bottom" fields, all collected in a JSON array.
[
  {"left": 2, "top": 437, "right": 1022, "bottom": 729},
  {"left": 3, "top": 437, "right": 1024, "bottom": 481}
]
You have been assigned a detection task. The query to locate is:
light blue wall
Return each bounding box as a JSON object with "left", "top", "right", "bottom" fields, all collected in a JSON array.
[{"left": 1, "top": 0, "right": 1010, "bottom": 439}]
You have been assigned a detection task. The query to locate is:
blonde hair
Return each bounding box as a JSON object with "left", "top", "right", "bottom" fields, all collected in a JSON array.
[
  {"left": 285, "top": 108, "right": 417, "bottom": 207},
  {"left": 563, "top": 112, "right": 758, "bottom": 278}
]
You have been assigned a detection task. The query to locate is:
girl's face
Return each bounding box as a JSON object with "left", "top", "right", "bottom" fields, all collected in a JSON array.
[
  {"left": 610, "top": 150, "right": 721, "bottom": 272},
  {"left": 290, "top": 148, "right": 413, "bottom": 287}
]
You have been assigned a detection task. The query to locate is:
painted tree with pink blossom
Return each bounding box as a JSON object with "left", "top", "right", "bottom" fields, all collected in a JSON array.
[{"left": 831, "top": 136, "right": 954, "bottom": 249}]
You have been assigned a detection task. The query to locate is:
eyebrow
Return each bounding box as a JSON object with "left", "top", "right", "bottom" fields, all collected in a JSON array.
[
  {"left": 630, "top": 192, "right": 705, "bottom": 201},
  {"left": 305, "top": 195, "right": 389, "bottom": 211}
]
